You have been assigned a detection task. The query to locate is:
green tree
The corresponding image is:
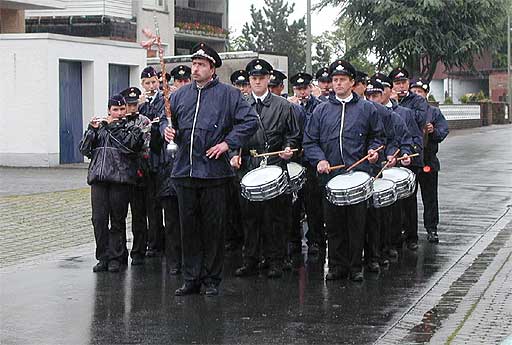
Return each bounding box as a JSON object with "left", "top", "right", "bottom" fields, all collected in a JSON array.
[
  {"left": 315, "top": 0, "right": 510, "bottom": 81},
  {"left": 231, "top": 0, "right": 306, "bottom": 77}
]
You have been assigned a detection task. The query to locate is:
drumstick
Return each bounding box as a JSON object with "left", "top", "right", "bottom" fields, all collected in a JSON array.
[
  {"left": 238, "top": 147, "right": 242, "bottom": 166},
  {"left": 375, "top": 149, "right": 401, "bottom": 179},
  {"left": 396, "top": 153, "right": 419, "bottom": 161},
  {"left": 346, "top": 145, "right": 385, "bottom": 171},
  {"left": 327, "top": 164, "right": 346, "bottom": 171},
  {"left": 251, "top": 148, "right": 299, "bottom": 158}
]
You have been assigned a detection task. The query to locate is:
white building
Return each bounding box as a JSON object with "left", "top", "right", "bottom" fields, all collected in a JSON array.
[{"left": 0, "top": 33, "right": 146, "bottom": 166}]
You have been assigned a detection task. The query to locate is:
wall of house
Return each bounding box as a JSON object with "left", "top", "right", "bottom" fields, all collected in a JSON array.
[
  {"left": 25, "top": 0, "right": 133, "bottom": 19},
  {"left": 0, "top": 33, "right": 146, "bottom": 167}
]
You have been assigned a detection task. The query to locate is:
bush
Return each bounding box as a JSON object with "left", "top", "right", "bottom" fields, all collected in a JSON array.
[
  {"left": 460, "top": 91, "right": 488, "bottom": 103},
  {"left": 444, "top": 96, "right": 453, "bottom": 104},
  {"left": 428, "top": 94, "right": 436, "bottom": 102}
]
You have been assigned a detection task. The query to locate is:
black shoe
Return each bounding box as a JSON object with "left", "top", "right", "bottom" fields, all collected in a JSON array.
[
  {"left": 308, "top": 243, "right": 320, "bottom": 256},
  {"left": 131, "top": 256, "right": 144, "bottom": 266},
  {"left": 267, "top": 266, "right": 283, "bottom": 278},
  {"left": 235, "top": 264, "right": 258, "bottom": 277},
  {"left": 258, "top": 259, "right": 270, "bottom": 270},
  {"left": 350, "top": 271, "right": 364, "bottom": 282},
  {"left": 427, "top": 232, "right": 439, "bottom": 243},
  {"left": 366, "top": 261, "right": 380, "bottom": 273},
  {"left": 407, "top": 242, "right": 419, "bottom": 251},
  {"left": 283, "top": 259, "right": 292, "bottom": 271},
  {"left": 108, "top": 260, "right": 120, "bottom": 273},
  {"left": 204, "top": 284, "right": 219, "bottom": 296},
  {"left": 145, "top": 249, "right": 161, "bottom": 258},
  {"left": 325, "top": 269, "right": 347, "bottom": 280},
  {"left": 380, "top": 258, "right": 390, "bottom": 267},
  {"left": 93, "top": 261, "right": 108, "bottom": 272},
  {"left": 175, "top": 282, "right": 200, "bottom": 296},
  {"left": 387, "top": 248, "right": 399, "bottom": 259},
  {"left": 169, "top": 266, "right": 181, "bottom": 275}
]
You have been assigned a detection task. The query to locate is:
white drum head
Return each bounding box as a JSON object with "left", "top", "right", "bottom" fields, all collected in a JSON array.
[
  {"left": 287, "top": 162, "right": 303, "bottom": 178},
  {"left": 242, "top": 166, "right": 283, "bottom": 187},
  {"left": 382, "top": 167, "right": 409, "bottom": 182},
  {"left": 373, "top": 178, "right": 395, "bottom": 192},
  {"left": 327, "top": 171, "right": 371, "bottom": 189}
]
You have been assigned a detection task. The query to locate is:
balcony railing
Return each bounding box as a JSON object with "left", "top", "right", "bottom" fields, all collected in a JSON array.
[{"left": 175, "top": 6, "right": 224, "bottom": 28}]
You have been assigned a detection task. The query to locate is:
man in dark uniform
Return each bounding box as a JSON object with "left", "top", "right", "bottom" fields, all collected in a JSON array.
[
  {"left": 304, "top": 59, "right": 384, "bottom": 282},
  {"left": 162, "top": 42, "right": 258, "bottom": 296},
  {"left": 288, "top": 72, "right": 325, "bottom": 256},
  {"left": 409, "top": 79, "right": 449, "bottom": 243},
  {"left": 268, "top": 70, "right": 288, "bottom": 97},
  {"left": 231, "top": 58, "right": 301, "bottom": 278},
  {"left": 157, "top": 71, "right": 171, "bottom": 91},
  {"left": 119, "top": 87, "right": 151, "bottom": 265},
  {"left": 139, "top": 66, "right": 166, "bottom": 258},
  {"left": 389, "top": 67, "right": 428, "bottom": 250},
  {"left": 170, "top": 65, "right": 191, "bottom": 90},
  {"left": 353, "top": 70, "right": 369, "bottom": 97},
  {"left": 230, "top": 69, "right": 251, "bottom": 97},
  {"left": 79, "top": 95, "right": 144, "bottom": 273},
  {"left": 364, "top": 80, "right": 413, "bottom": 270},
  {"left": 315, "top": 67, "right": 332, "bottom": 102}
]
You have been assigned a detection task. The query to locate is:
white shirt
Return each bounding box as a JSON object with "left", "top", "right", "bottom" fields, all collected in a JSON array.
[
  {"left": 335, "top": 93, "right": 353, "bottom": 104},
  {"left": 385, "top": 100, "right": 393, "bottom": 109},
  {"left": 252, "top": 90, "right": 269, "bottom": 102}
]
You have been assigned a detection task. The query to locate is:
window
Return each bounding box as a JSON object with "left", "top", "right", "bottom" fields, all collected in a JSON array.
[
  {"left": 143, "top": 0, "right": 168, "bottom": 11},
  {"left": 188, "top": 0, "right": 196, "bottom": 8}
]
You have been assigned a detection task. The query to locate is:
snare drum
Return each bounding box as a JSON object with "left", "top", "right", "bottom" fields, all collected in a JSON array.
[
  {"left": 325, "top": 171, "right": 373, "bottom": 206},
  {"left": 381, "top": 167, "right": 416, "bottom": 199},
  {"left": 240, "top": 165, "right": 288, "bottom": 201},
  {"left": 371, "top": 178, "right": 397, "bottom": 208},
  {"left": 286, "top": 162, "right": 306, "bottom": 193}
]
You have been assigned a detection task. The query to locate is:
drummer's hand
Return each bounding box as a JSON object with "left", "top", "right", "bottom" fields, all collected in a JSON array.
[
  {"left": 401, "top": 154, "right": 411, "bottom": 166},
  {"left": 317, "top": 160, "right": 330, "bottom": 174},
  {"left": 287, "top": 96, "right": 300, "bottom": 104},
  {"left": 368, "top": 149, "right": 379, "bottom": 164},
  {"left": 230, "top": 155, "right": 241, "bottom": 169},
  {"left": 206, "top": 141, "right": 229, "bottom": 159},
  {"left": 426, "top": 122, "right": 434, "bottom": 133},
  {"left": 387, "top": 155, "right": 397, "bottom": 168},
  {"left": 279, "top": 147, "right": 293, "bottom": 160},
  {"left": 164, "top": 127, "right": 176, "bottom": 142}
]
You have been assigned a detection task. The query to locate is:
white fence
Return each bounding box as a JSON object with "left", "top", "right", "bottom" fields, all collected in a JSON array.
[{"left": 439, "top": 105, "right": 481, "bottom": 121}]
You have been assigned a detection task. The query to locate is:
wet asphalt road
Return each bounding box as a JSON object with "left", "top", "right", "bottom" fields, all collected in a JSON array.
[{"left": 1, "top": 125, "right": 511, "bottom": 345}]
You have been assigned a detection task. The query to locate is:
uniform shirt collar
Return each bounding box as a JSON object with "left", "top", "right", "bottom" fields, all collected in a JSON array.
[
  {"left": 385, "top": 100, "right": 393, "bottom": 109},
  {"left": 335, "top": 93, "right": 353, "bottom": 104},
  {"left": 252, "top": 90, "right": 269, "bottom": 102}
]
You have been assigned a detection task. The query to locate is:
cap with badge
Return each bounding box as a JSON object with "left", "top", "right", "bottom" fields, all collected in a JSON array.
[
  {"left": 371, "top": 72, "right": 393, "bottom": 88},
  {"left": 157, "top": 71, "right": 171, "bottom": 84},
  {"left": 268, "top": 70, "right": 287, "bottom": 87},
  {"left": 230, "top": 70, "right": 250, "bottom": 85},
  {"left": 290, "top": 72, "right": 313, "bottom": 88},
  {"left": 108, "top": 94, "right": 127, "bottom": 107},
  {"left": 409, "top": 78, "right": 430, "bottom": 93},
  {"left": 315, "top": 67, "right": 331, "bottom": 82},
  {"left": 170, "top": 65, "right": 191, "bottom": 81},
  {"left": 140, "top": 66, "right": 157, "bottom": 79},
  {"left": 190, "top": 42, "right": 222, "bottom": 68},
  {"left": 245, "top": 58, "right": 273, "bottom": 76},
  {"left": 388, "top": 67, "right": 410, "bottom": 81},
  {"left": 365, "top": 80, "right": 384, "bottom": 95},
  {"left": 328, "top": 59, "right": 356, "bottom": 79},
  {"left": 120, "top": 87, "right": 142, "bottom": 104},
  {"left": 355, "top": 70, "right": 369, "bottom": 84}
]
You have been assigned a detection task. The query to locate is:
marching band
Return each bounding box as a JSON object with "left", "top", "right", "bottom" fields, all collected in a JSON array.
[{"left": 79, "top": 42, "right": 449, "bottom": 295}]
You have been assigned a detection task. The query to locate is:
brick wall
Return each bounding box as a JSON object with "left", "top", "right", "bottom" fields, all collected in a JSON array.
[
  {"left": 489, "top": 71, "right": 508, "bottom": 102},
  {"left": 0, "top": 9, "right": 25, "bottom": 33}
]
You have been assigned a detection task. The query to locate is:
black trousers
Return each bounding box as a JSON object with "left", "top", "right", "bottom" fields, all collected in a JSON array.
[
  {"left": 365, "top": 205, "right": 394, "bottom": 262},
  {"left": 146, "top": 172, "right": 165, "bottom": 253},
  {"left": 324, "top": 199, "right": 366, "bottom": 274},
  {"left": 304, "top": 165, "right": 326, "bottom": 247},
  {"left": 288, "top": 189, "right": 304, "bottom": 255},
  {"left": 161, "top": 196, "right": 181, "bottom": 268},
  {"left": 389, "top": 200, "right": 404, "bottom": 249},
  {"left": 175, "top": 182, "right": 227, "bottom": 286},
  {"left": 129, "top": 185, "right": 148, "bottom": 259},
  {"left": 418, "top": 170, "right": 439, "bottom": 232},
  {"left": 240, "top": 193, "right": 290, "bottom": 267},
  {"left": 91, "top": 183, "right": 131, "bottom": 262},
  {"left": 402, "top": 167, "right": 420, "bottom": 243},
  {"left": 225, "top": 179, "right": 243, "bottom": 248}
]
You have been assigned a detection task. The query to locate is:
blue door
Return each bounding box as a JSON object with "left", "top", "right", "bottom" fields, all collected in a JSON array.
[
  {"left": 109, "top": 64, "right": 130, "bottom": 97},
  {"left": 59, "top": 60, "right": 83, "bottom": 164}
]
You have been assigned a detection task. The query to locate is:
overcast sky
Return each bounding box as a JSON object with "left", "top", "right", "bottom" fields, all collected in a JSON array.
[{"left": 228, "top": 0, "right": 340, "bottom": 37}]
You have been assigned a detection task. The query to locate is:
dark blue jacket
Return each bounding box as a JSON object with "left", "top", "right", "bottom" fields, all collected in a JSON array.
[
  {"left": 371, "top": 101, "right": 413, "bottom": 157},
  {"left": 390, "top": 100, "right": 424, "bottom": 167},
  {"left": 160, "top": 77, "right": 258, "bottom": 180},
  {"left": 303, "top": 92, "right": 385, "bottom": 183},
  {"left": 399, "top": 92, "right": 428, "bottom": 132},
  {"left": 139, "top": 92, "right": 166, "bottom": 173},
  {"left": 424, "top": 105, "right": 449, "bottom": 171}
]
